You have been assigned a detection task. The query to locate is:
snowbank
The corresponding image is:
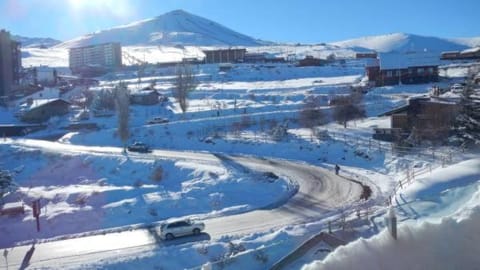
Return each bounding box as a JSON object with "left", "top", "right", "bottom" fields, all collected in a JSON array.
[{"left": 303, "top": 206, "right": 480, "bottom": 270}]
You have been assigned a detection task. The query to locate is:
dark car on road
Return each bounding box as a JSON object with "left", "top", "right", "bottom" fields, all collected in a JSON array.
[{"left": 127, "top": 141, "right": 150, "bottom": 153}]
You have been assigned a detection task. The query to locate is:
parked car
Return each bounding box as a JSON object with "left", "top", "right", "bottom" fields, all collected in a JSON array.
[
  {"left": 127, "top": 141, "right": 150, "bottom": 153},
  {"left": 158, "top": 219, "right": 205, "bottom": 240},
  {"left": 450, "top": 83, "right": 464, "bottom": 93},
  {"left": 147, "top": 117, "right": 169, "bottom": 124}
]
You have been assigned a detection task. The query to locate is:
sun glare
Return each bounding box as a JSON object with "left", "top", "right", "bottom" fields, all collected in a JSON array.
[{"left": 67, "top": 0, "right": 132, "bottom": 18}]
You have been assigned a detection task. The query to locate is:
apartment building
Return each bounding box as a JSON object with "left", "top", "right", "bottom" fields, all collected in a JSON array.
[
  {"left": 69, "top": 42, "right": 122, "bottom": 75},
  {"left": 0, "top": 29, "right": 21, "bottom": 98}
]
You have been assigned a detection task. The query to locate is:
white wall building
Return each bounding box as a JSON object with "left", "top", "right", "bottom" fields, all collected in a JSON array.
[{"left": 69, "top": 43, "right": 122, "bottom": 75}]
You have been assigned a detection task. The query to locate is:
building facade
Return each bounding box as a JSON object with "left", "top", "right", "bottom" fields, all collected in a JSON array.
[
  {"left": 374, "top": 97, "right": 460, "bottom": 141},
  {"left": 203, "top": 48, "right": 246, "bottom": 64},
  {"left": 69, "top": 43, "right": 122, "bottom": 75},
  {"left": 366, "top": 53, "right": 440, "bottom": 86},
  {"left": 0, "top": 29, "right": 21, "bottom": 98},
  {"left": 20, "top": 99, "right": 71, "bottom": 123}
]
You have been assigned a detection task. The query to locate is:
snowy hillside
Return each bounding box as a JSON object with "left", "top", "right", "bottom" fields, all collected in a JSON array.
[
  {"left": 12, "top": 35, "right": 61, "bottom": 48},
  {"left": 56, "top": 9, "right": 267, "bottom": 48},
  {"left": 331, "top": 32, "right": 478, "bottom": 53}
]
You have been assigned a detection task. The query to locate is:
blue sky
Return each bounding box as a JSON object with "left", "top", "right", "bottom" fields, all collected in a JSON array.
[{"left": 1, "top": 0, "right": 479, "bottom": 43}]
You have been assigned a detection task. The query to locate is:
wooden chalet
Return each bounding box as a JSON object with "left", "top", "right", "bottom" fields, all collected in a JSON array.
[
  {"left": 20, "top": 98, "right": 71, "bottom": 123},
  {"left": 130, "top": 89, "right": 161, "bottom": 105},
  {"left": 297, "top": 56, "right": 327, "bottom": 67},
  {"left": 366, "top": 53, "right": 440, "bottom": 86},
  {"left": 374, "top": 96, "right": 460, "bottom": 141}
]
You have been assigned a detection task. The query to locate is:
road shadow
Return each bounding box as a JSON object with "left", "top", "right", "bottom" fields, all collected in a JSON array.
[
  {"left": 162, "top": 233, "right": 211, "bottom": 247},
  {"left": 19, "top": 243, "right": 35, "bottom": 270}
]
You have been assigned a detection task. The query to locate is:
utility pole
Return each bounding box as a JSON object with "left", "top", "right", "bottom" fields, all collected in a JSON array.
[{"left": 32, "top": 199, "right": 41, "bottom": 232}]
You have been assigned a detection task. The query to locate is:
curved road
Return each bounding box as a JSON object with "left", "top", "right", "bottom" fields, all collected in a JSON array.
[{"left": 0, "top": 139, "right": 363, "bottom": 269}]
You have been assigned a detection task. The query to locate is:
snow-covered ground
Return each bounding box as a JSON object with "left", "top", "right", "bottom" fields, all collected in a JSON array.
[{"left": 1, "top": 48, "right": 479, "bottom": 269}]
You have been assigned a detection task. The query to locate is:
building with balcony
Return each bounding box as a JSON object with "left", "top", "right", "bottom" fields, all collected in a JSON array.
[{"left": 69, "top": 42, "right": 122, "bottom": 76}]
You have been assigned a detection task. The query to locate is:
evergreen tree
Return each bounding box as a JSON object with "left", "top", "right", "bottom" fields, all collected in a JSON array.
[{"left": 452, "top": 69, "right": 480, "bottom": 147}]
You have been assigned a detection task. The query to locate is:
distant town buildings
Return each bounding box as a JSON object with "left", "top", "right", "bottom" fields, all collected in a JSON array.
[
  {"left": 355, "top": 52, "right": 378, "bottom": 59},
  {"left": 441, "top": 47, "right": 480, "bottom": 60},
  {"left": 203, "top": 48, "right": 246, "bottom": 63},
  {"left": 0, "top": 29, "right": 22, "bottom": 99},
  {"left": 69, "top": 42, "right": 122, "bottom": 76},
  {"left": 366, "top": 52, "right": 440, "bottom": 86},
  {"left": 297, "top": 55, "right": 327, "bottom": 67}
]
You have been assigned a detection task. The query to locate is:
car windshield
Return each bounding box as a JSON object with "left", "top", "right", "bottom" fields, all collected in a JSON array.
[{"left": 1, "top": 2, "right": 479, "bottom": 270}]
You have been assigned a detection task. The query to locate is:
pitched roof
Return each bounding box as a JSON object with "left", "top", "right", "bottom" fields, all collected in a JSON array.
[
  {"left": 27, "top": 98, "right": 70, "bottom": 110},
  {"left": 461, "top": 47, "right": 480, "bottom": 54},
  {"left": 379, "top": 52, "right": 440, "bottom": 70}
]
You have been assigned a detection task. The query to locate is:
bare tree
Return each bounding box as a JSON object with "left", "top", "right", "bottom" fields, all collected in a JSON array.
[
  {"left": 0, "top": 170, "right": 17, "bottom": 200},
  {"left": 92, "top": 88, "right": 115, "bottom": 111},
  {"left": 299, "top": 95, "right": 324, "bottom": 132},
  {"left": 114, "top": 83, "right": 130, "bottom": 152},
  {"left": 172, "top": 62, "right": 197, "bottom": 115},
  {"left": 331, "top": 93, "right": 366, "bottom": 128}
]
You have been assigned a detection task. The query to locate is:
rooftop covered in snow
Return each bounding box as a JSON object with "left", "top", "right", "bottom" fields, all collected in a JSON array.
[{"left": 378, "top": 52, "right": 441, "bottom": 70}]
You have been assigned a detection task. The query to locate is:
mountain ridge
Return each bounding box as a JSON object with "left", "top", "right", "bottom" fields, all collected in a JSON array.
[
  {"left": 12, "top": 35, "right": 61, "bottom": 48},
  {"left": 56, "top": 9, "right": 268, "bottom": 48},
  {"left": 330, "top": 32, "right": 480, "bottom": 53}
]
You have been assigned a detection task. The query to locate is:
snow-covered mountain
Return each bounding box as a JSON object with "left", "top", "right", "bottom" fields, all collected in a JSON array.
[
  {"left": 330, "top": 32, "right": 480, "bottom": 53},
  {"left": 56, "top": 9, "right": 267, "bottom": 48},
  {"left": 13, "top": 35, "right": 61, "bottom": 48}
]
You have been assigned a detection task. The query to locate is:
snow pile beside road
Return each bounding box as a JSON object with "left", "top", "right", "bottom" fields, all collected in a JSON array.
[
  {"left": 302, "top": 158, "right": 480, "bottom": 270},
  {"left": 303, "top": 206, "right": 480, "bottom": 270}
]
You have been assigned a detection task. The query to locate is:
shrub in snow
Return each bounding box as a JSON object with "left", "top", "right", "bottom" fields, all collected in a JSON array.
[
  {"left": 227, "top": 241, "right": 246, "bottom": 256},
  {"left": 270, "top": 122, "right": 289, "bottom": 141},
  {"left": 196, "top": 244, "right": 209, "bottom": 255},
  {"left": 208, "top": 172, "right": 219, "bottom": 179},
  {"left": 209, "top": 193, "right": 224, "bottom": 210},
  {"left": 253, "top": 249, "right": 269, "bottom": 264},
  {"left": 240, "top": 114, "right": 253, "bottom": 129},
  {"left": 75, "top": 193, "right": 88, "bottom": 206},
  {"left": 133, "top": 179, "right": 144, "bottom": 187},
  {"left": 0, "top": 170, "right": 17, "bottom": 199},
  {"left": 148, "top": 207, "right": 158, "bottom": 216},
  {"left": 150, "top": 165, "right": 164, "bottom": 182}
]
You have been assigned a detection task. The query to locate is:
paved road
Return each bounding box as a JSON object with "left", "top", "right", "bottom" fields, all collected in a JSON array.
[{"left": 0, "top": 139, "right": 363, "bottom": 269}]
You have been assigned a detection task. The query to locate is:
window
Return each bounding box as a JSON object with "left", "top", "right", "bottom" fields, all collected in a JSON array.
[
  {"left": 395, "top": 70, "right": 401, "bottom": 76},
  {"left": 417, "top": 68, "right": 424, "bottom": 74},
  {"left": 386, "top": 71, "right": 393, "bottom": 77},
  {"left": 178, "top": 221, "right": 189, "bottom": 227}
]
